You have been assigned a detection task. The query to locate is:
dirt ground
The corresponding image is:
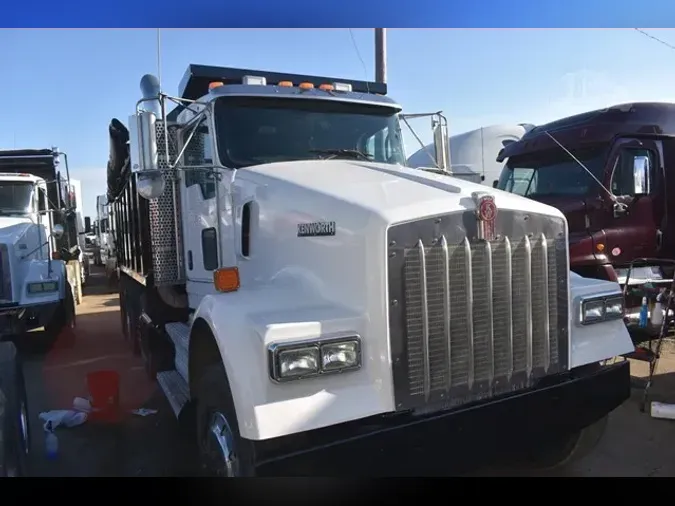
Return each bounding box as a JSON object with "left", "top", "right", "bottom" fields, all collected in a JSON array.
[{"left": 15, "top": 266, "right": 675, "bottom": 476}]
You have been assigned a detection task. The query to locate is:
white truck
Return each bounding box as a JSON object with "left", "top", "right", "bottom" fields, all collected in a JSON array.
[
  {"left": 68, "top": 178, "right": 90, "bottom": 287},
  {"left": 94, "top": 194, "right": 117, "bottom": 283},
  {"left": 407, "top": 124, "right": 534, "bottom": 186},
  {"left": 97, "top": 195, "right": 113, "bottom": 267},
  {"left": 109, "top": 65, "right": 634, "bottom": 476},
  {"left": 0, "top": 148, "right": 78, "bottom": 345}
]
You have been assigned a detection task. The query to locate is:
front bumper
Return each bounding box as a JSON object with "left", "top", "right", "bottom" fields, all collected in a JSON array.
[{"left": 255, "top": 361, "right": 630, "bottom": 476}]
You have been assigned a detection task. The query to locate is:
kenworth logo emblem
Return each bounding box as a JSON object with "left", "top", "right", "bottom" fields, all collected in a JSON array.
[
  {"left": 297, "top": 221, "right": 336, "bottom": 237},
  {"left": 472, "top": 192, "right": 497, "bottom": 241}
]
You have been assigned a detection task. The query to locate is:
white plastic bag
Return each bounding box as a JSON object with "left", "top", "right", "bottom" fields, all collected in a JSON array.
[
  {"left": 38, "top": 410, "right": 88, "bottom": 430},
  {"left": 38, "top": 396, "right": 92, "bottom": 430}
]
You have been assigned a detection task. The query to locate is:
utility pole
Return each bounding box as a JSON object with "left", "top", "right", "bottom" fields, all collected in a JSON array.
[{"left": 375, "top": 28, "right": 387, "bottom": 84}]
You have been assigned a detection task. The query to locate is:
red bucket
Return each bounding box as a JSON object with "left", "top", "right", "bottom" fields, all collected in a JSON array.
[{"left": 87, "top": 370, "right": 121, "bottom": 422}]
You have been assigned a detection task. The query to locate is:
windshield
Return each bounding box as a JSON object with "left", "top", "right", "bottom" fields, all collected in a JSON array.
[
  {"left": 213, "top": 96, "right": 406, "bottom": 168},
  {"left": 0, "top": 181, "right": 35, "bottom": 214},
  {"left": 498, "top": 147, "right": 607, "bottom": 198}
]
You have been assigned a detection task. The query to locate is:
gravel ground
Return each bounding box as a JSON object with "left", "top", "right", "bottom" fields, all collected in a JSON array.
[{"left": 15, "top": 266, "right": 675, "bottom": 476}]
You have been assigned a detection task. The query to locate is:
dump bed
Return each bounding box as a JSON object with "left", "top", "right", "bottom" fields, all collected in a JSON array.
[{"left": 106, "top": 119, "right": 153, "bottom": 282}]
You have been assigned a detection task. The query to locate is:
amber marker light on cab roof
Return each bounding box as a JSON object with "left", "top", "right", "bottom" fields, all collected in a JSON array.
[
  {"left": 209, "top": 81, "right": 224, "bottom": 90},
  {"left": 278, "top": 81, "right": 293, "bottom": 87},
  {"left": 298, "top": 82, "right": 314, "bottom": 89}
]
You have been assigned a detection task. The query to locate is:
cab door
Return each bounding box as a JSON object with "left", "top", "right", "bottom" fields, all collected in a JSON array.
[
  {"left": 180, "top": 116, "right": 220, "bottom": 283},
  {"left": 601, "top": 138, "right": 662, "bottom": 265}
]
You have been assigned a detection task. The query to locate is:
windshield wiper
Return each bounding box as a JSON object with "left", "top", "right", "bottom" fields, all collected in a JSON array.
[{"left": 310, "top": 149, "right": 373, "bottom": 161}]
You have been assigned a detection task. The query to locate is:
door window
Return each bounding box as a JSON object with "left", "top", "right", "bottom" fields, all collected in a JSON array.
[{"left": 182, "top": 118, "right": 216, "bottom": 200}]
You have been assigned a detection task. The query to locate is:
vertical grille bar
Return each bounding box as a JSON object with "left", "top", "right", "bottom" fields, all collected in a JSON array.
[
  {"left": 540, "top": 234, "right": 551, "bottom": 372},
  {"left": 440, "top": 236, "right": 452, "bottom": 392},
  {"left": 417, "top": 240, "right": 431, "bottom": 402},
  {"left": 485, "top": 241, "right": 495, "bottom": 386},
  {"left": 524, "top": 235, "right": 533, "bottom": 379},
  {"left": 463, "top": 237, "right": 474, "bottom": 389},
  {"left": 504, "top": 237, "right": 514, "bottom": 380}
]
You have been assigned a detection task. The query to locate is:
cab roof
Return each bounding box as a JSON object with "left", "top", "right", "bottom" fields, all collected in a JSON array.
[{"left": 497, "top": 102, "right": 675, "bottom": 162}]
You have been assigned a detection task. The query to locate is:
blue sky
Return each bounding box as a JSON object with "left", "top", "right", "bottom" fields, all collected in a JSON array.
[{"left": 1, "top": 28, "right": 675, "bottom": 217}]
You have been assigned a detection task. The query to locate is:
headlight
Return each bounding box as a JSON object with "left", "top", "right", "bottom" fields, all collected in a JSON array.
[
  {"left": 27, "top": 281, "right": 59, "bottom": 294},
  {"left": 269, "top": 336, "right": 362, "bottom": 382},
  {"left": 581, "top": 294, "right": 624, "bottom": 325}
]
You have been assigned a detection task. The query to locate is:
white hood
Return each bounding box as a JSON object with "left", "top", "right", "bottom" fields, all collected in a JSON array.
[
  {"left": 0, "top": 216, "right": 33, "bottom": 244},
  {"left": 240, "top": 160, "right": 563, "bottom": 225}
]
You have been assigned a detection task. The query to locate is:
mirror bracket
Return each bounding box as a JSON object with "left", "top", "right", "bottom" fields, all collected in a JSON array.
[{"left": 613, "top": 201, "right": 629, "bottom": 218}]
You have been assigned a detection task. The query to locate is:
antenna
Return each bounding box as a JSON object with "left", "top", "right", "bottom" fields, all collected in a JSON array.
[{"left": 156, "top": 28, "right": 162, "bottom": 92}]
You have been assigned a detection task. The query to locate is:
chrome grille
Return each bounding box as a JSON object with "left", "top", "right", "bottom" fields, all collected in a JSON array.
[{"left": 388, "top": 210, "right": 568, "bottom": 413}]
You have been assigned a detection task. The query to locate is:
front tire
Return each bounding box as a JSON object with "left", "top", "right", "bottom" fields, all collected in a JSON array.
[
  {"left": 0, "top": 342, "right": 31, "bottom": 477},
  {"left": 44, "top": 284, "right": 76, "bottom": 348},
  {"left": 523, "top": 415, "right": 608, "bottom": 470},
  {"left": 195, "top": 363, "right": 256, "bottom": 477}
]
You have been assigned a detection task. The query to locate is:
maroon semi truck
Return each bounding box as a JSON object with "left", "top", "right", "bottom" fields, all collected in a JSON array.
[{"left": 496, "top": 102, "right": 675, "bottom": 292}]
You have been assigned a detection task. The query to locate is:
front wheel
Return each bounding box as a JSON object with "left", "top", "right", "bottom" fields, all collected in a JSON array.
[
  {"left": 0, "top": 342, "right": 31, "bottom": 477},
  {"left": 523, "top": 415, "right": 609, "bottom": 471},
  {"left": 195, "top": 363, "right": 256, "bottom": 477},
  {"left": 44, "top": 284, "right": 76, "bottom": 348}
]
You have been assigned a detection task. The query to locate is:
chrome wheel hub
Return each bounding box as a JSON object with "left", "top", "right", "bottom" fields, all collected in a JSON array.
[
  {"left": 19, "top": 400, "right": 29, "bottom": 455},
  {"left": 203, "top": 411, "right": 238, "bottom": 477}
]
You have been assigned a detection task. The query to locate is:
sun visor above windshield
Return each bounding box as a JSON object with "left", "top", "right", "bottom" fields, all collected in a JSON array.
[
  {"left": 179, "top": 64, "right": 387, "bottom": 101},
  {"left": 496, "top": 135, "right": 549, "bottom": 162}
]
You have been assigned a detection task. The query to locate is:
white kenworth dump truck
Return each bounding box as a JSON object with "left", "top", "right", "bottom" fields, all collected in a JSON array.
[
  {"left": 108, "top": 64, "right": 634, "bottom": 476},
  {"left": 0, "top": 148, "right": 79, "bottom": 346}
]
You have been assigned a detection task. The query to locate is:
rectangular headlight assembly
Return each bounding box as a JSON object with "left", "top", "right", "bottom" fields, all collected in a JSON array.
[
  {"left": 580, "top": 294, "right": 624, "bottom": 325},
  {"left": 268, "top": 335, "right": 362, "bottom": 382},
  {"left": 27, "top": 281, "right": 59, "bottom": 294}
]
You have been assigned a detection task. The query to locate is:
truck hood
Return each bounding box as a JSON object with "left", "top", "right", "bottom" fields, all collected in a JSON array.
[
  {"left": 0, "top": 216, "right": 33, "bottom": 244},
  {"left": 240, "top": 160, "right": 565, "bottom": 224}
]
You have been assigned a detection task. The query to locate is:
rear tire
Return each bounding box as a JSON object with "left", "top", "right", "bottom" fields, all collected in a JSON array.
[
  {"left": 0, "top": 342, "right": 30, "bottom": 477},
  {"left": 523, "top": 415, "right": 608, "bottom": 470},
  {"left": 194, "top": 362, "right": 256, "bottom": 477}
]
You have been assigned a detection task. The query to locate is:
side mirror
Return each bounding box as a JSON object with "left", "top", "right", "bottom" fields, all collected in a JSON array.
[
  {"left": 52, "top": 224, "right": 65, "bottom": 239},
  {"left": 84, "top": 216, "right": 91, "bottom": 234},
  {"left": 432, "top": 114, "right": 450, "bottom": 172},
  {"left": 492, "top": 180, "right": 499, "bottom": 188},
  {"left": 632, "top": 155, "right": 651, "bottom": 195}
]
